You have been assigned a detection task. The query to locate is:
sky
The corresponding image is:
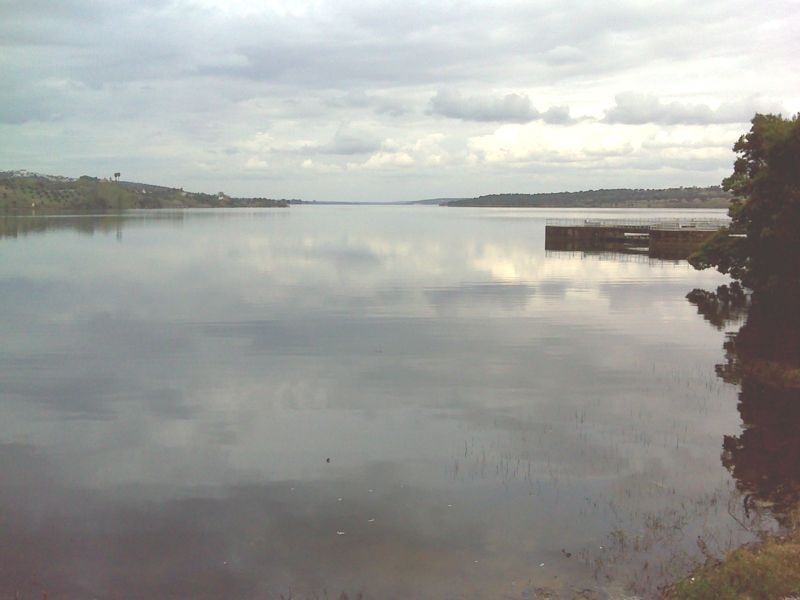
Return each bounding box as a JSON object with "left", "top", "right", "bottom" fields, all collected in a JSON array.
[{"left": 1, "top": 0, "right": 798, "bottom": 202}]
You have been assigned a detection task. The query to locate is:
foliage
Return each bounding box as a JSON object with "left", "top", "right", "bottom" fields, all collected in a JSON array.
[
  {"left": 679, "top": 114, "right": 800, "bottom": 599},
  {"left": 689, "top": 113, "right": 800, "bottom": 292}
]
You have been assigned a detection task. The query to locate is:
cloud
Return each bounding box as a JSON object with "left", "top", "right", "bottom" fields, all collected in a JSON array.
[
  {"left": 354, "top": 151, "right": 414, "bottom": 170},
  {"left": 244, "top": 157, "right": 268, "bottom": 170},
  {"left": 319, "top": 125, "right": 383, "bottom": 155},
  {"left": 430, "top": 90, "right": 538, "bottom": 123},
  {"left": 348, "top": 132, "right": 455, "bottom": 171},
  {"left": 542, "top": 45, "right": 586, "bottom": 66},
  {"left": 429, "top": 90, "right": 577, "bottom": 125},
  {"left": 604, "top": 93, "right": 785, "bottom": 125},
  {"left": 541, "top": 105, "right": 574, "bottom": 125},
  {"left": 466, "top": 122, "right": 639, "bottom": 168},
  {"left": 0, "top": 0, "right": 797, "bottom": 199},
  {"left": 324, "top": 91, "right": 409, "bottom": 117}
]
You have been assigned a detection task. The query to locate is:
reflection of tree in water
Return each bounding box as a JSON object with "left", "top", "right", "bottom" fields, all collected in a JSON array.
[
  {"left": 686, "top": 282, "right": 749, "bottom": 332},
  {"left": 0, "top": 214, "right": 129, "bottom": 239},
  {"left": 722, "top": 380, "right": 800, "bottom": 523},
  {"left": 689, "top": 285, "right": 800, "bottom": 527},
  {"left": 0, "top": 212, "right": 187, "bottom": 240}
]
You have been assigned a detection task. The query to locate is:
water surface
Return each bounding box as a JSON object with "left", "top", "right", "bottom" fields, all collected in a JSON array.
[{"left": 0, "top": 207, "right": 758, "bottom": 598}]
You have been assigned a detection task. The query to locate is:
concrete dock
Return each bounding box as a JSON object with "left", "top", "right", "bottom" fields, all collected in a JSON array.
[{"left": 545, "top": 218, "right": 728, "bottom": 259}]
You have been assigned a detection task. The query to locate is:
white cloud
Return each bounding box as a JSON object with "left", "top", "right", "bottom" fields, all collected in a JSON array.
[
  {"left": 353, "top": 151, "right": 414, "bottom": 170},
  {"left": 301, "top": 159, "right": 340, "bottom": 173},
  {"left": 468, "top": 122, "right": 637, "bottom": 165},
  {"left": 244, "top": 157, "right": 268, "bottom": 170}
]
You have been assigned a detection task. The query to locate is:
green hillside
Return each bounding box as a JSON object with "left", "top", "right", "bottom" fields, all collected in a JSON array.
[{"left": 0, "top": 172, "right": 289, "bottom": 211}]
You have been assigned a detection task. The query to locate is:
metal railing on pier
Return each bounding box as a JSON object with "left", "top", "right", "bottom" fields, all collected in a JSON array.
[{"left": 545, "top": 218, "right": 728, "bottom": 231}]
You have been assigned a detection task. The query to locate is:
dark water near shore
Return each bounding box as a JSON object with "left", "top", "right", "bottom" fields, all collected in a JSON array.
[{"left": 0, "top": 207, "right": 767, "bottom": 598}]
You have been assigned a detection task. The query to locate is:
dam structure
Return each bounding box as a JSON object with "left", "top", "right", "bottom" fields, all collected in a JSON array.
[{"left": 545, "top": 218, "right": 729, "bottom": 260}]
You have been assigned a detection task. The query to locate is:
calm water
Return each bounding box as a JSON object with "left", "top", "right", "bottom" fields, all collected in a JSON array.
[{"left": 0, "top": 207, "right": 758, "bottom": 598}]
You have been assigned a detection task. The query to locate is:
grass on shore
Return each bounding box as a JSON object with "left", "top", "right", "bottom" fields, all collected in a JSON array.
[{"left": 665, "top": 529, "right": 800, "bottom": 599}]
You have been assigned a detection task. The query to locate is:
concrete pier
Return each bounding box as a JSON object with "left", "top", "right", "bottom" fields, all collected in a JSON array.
[
  {"left": 648, "top": 227, "right": 720, "bottom": 255},
  {"left": 544, "top": 224, "right": 648, "bottom": 243},
  {"left": 545, "top": 218, "right": 727, "bottom": 260}
]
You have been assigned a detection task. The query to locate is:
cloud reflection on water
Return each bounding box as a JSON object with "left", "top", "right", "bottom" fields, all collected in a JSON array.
[{"left": 0, "top": 207, "right": 748, "bottom": 597}]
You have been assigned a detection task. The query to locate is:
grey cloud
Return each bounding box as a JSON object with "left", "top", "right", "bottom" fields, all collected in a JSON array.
[
  {"left": 430, "top": 90, "right": 577, "bottom": 125},
  {"left": 3, "top": 0, "right": 168, "bottom": 20},
  {"left": 206, "top": 35, "right": 504, "bottom": 89},
  {"left": 321, "top": 126, "right": 383, "bottom": 155},
  {"left": 604, "top": 92, "right": 782, "bottom": 125},
  {"left": 2, "top": 0, "right": 786, "bottom": 94},
  {"left": 0, "top": 93, "right": 55, "bottom": 124},
  {"left": 0, "top": 1, "right": 779, "bottom": 95},
  {"left": 543, "top": 45, "right": 586, "bottom": 66},
  {"left": 541, "top": 105, "right": 575, "bottom": 124},
  {"left": 0, "top": 74, "right": 103, "bottom": 124},
  {"left": 56, "top": 2, "right": 681, "bottom": 91},
  {"left": 429, "top": 90, "right": 538, "bottom": 123},
  {"left": 295, "top": 125, "right": 383, "bottom": 156},
  {"left": 324, "top": 91, "right": 409, "bottom": 117}
]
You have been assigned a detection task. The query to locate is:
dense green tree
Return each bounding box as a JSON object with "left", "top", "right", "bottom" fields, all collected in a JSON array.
[{"left": 689, "top": 113, "right": 800, "bottom": 294}]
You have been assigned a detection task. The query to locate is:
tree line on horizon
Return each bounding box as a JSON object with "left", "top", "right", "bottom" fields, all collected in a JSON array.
[{"left": 443, "top": 186, "right": 731, "bottom": 208}]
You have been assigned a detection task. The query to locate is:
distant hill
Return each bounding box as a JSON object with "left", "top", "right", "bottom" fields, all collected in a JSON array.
[
  {"left": 0, "top": 171, "right": 291, "bottom": 211},
  {"left": 1, "top": 172, "right": 733, "bottom": 210},
  {"left": 439, "top": 187, "right": 731, "bottom": 208},
  {"left": 409, "top": 197, "right": 471, "bottom": 205}
]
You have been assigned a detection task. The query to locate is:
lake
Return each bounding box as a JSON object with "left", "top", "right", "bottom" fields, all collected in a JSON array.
[{"left": 0, "top": 207, "right": 765, "bottom": 598}]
